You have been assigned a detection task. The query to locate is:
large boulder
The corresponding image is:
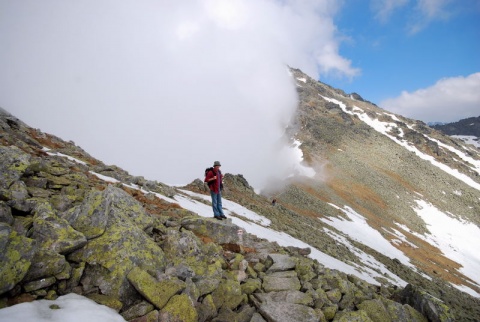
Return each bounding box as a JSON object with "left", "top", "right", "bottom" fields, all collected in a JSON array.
[
  {"left": 61, "top": 189, "right": 109, "bottom": 239},
  {"left": 262, "top": 273, "right": 302, "bottom": 292},
  {"left": 68, "top": 186, "right": 167, "bottom": 306},
  {"left": 162, "top": 228, "right": 224, "bottom": 280},
  {"left": 357, "top": 298, "right": 427, "bottom": 322},
  {"left": 258, "top": 302, "right": 320, "bottom": 322},
  {"left": 254, "top": 290, "right": 314, "bottom": 306},
  {"left": 398, "top": 284, "right": 454, "bottom": 322},
  {"left": 181, "top": 217, "right": 246, "bottom": 245},
  {"left": 30, "top": 201, "right": 87, "bottom": 255},
  {"left": 0, "top": 228, "right": 36, "bottom": 295},
  {"left": 158, "top": 294, "right": 198, "bottom": 322},
  {"left": 0, "top": 145, "right": 31, "bottom": 190},
  {"left": 127, "top": 267, "right": 186, "bottom": 310},
  {"left": 265, "top": 254, "right": 297, "bottom": 273}
]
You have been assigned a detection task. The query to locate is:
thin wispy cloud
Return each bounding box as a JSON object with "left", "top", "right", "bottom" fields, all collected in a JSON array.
[
  {"left": 0, "top": 0, "right": 356, "bottom": 189},
  {"left": 380, "top": 73, "right": 480, "bottom": 123},
  {"left": 371, "top": 0, "right": 409, "bottom": 23},
  {"left": 407, "top": 0, "right": 452, "bottom": 34},
  {"left": 371, "top": 0, "right": 454, "bottom": 33}
]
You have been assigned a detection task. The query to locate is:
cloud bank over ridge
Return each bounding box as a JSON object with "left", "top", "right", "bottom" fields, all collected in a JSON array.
[{"left": 0, "top": 0, "right": 357, "bottom": 189}]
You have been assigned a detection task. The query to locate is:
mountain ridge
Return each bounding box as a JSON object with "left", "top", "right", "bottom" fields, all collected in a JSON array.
[
  {"left": 430, "top": 116, "right": 480, "bottom": 137},
  {"left": 1, "top": 68, "right": 480, "bottom": 321}
]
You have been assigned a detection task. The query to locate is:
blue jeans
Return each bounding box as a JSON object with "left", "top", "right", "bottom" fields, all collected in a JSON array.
[{"left": 210, "top": 191, "right": 224, "bottom": 217}]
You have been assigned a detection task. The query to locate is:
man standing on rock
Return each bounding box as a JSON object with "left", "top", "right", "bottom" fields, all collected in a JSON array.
[{"left": 205, "top": 161, "right": 226, "bottom": 220}]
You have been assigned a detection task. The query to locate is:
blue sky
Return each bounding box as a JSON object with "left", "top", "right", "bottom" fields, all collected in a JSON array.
[
  {"left": 328, "top": 0, "right": 480, "bottom": 101},
  {"left": 0, "top": 0, "right": 479, "bottom": 186},
  {"left": 324, "top": 0, "right": 480, "bottom": 122}
]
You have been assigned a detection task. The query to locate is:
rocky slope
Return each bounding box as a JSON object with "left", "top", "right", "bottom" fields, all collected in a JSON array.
[
  {"left": 1, "top": 67, "right": 479, "bottom": 321},
  {"left": 431, "top": 116, "right": 480, "bottom": 138}
]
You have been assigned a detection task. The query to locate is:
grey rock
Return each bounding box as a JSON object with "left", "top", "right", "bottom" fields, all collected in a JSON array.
[
  {"left": 399, "top": 284, "right": 454, "bottom": 322},
  {"left": 23, "top": 248, "right": 69, "bottom": 282},
  {"left": 30, "top": 201, "right": 87, "bottom": 254},
  {"left": 266, "top": 254, "right": 297, "bottom": 273},
  {"left": 262, "top": 275, "right": 301, "bottom": 292},
  {"left": 259, "top": 302, "right": 319, "bottom": 322},
  {"left": 250, "top": 312, "right": 267, "bottom": 322},
  {"left": 254, "top": 290, "right": 314, "bottom": 306},
  {"left": 0, "top": 230, "right": 36, "bottom": 295},
  {"left": 0, "top": 145, "right": 31, "bottom": 190},
  {"left": 0, "top": 202, "right": 13, "bottom": 225}
]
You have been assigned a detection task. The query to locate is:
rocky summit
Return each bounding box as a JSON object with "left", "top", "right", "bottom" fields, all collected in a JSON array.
[{"left": 1, "top": 67, "right": 480, "bottom": 322}]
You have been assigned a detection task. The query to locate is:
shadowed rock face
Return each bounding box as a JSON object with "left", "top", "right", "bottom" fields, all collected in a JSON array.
[{"left": 0, "top": 82, "right": 475, "bottom": 321}]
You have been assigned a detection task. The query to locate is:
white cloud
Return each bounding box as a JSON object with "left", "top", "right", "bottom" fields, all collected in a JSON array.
[
  {"left": 371, "top": 0, "right": 455, "bottom": 33},
  {"left": 407, "top": 0, "right": 452, "bottom": 34},
  {"left": 380, "top": 73, "right": 480, "bottom": 123},
  {"left": 0, "top": 0, "right": 356, "bottom": 189},
  {"left": 371, "top": 0, "right": 409, "bottom": 23}
]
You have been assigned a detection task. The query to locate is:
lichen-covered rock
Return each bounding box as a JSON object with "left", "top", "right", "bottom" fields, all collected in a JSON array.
[
  {"left": 322, "top": 304, "right": 338, "bottom": 320},
  {"left": 0, "top": 230, "right": 36, "bottom": 295},
  {"left": 332, "top": 309, "right": 374, "bottom": 321},
  {"left": 181, "top": 217, "right": 245, "bottom": 244},
  {"left": 106, "top": 185, "right": 155, "bottom": 231},
  {"left": 7, "top": 181, "right": 32, "bottom": 212},
  {"left": 250, "top": 312, "right": 267, "bottom": 322},
  {"left": 23, "top": 248, "right": 69, "bottom": 282},
  {"left": 0, "top": 202, "right": 14, "bottom": 226},
  {"left": 265, "top": 253, "right": 297, "bottom": 273},
  {"left": 197, "top": 294, "right": 217, "bottom": 322},
  {"left": 262, "top": 275, "right": 301, "bottom": 292},
  {"left": 182, "top": 278, "right": 200, "bottom": 304},
  {"left": 241, "top": 278, "right": 262, "bottom": 295},
  {"left": 159, "top": 294, "right": 198, "bottom": 322},
  {"left": 86, "top": 293, "right": 123, "bottom": 312},
  {"left": 23, "top": 276, "right": 56, "bottom": 292},
  {"left": 382, "top": 297, "right": 428, "bottom": 322},
  {"left": 326, "top": 288, "right": 342, "bottom": 304},
  {"left": 295, "top": 256, "right": 317, "bottom": 284},
  {"left": 162, "top": 228, "right": 224, "bottom": 280},
  {"left": 0, "top": 222, "right": 11, "bottom": 252},
  {"left": 61, "top": 189, "right": 109, "bottom": 239},
  {"left": 50, "top": 194, "right": 76, "bottom": 212},
  {"left": 62, "top": 262, "right": 85, "bottom": 294},
  {"left": 30, "top": 201, "right": 87, "bottom": 255},
  {"left": 212, "top": 278, "right": 245, "bottom": 310},
  {"left": 130, "top": 309, "right": 159, "bottom": 322},
  {"left": 259, "top": 302, "right": 319, "bottom": 322},
  {"left": 399, "top": 284, "right": 454, "bottom": 322},
  {"left": 127, "top": 267, "right": 186, "bottom": 310},
  {"left": 0, "top": 145, "right": 31, "bottom": 190},
  {"left": 120, "top": 301, "right": 154, "bottom": 321},
  {"left": 195, "top": 277, "right": 222, "bottom": 298},
  {"left": 67, "top": 187, "right": 167, "bottom": 306},
  {"left": 254, "top": 290, "right": 314, "bottom": 306}
]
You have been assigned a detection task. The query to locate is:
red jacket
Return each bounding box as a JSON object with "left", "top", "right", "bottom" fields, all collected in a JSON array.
[{"left": 205, "top": 168, "right": 223, "bottom": 193}]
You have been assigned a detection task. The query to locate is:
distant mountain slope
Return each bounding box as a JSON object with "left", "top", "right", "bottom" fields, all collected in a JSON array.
[
  {"left": 256, "top": 68, "right": 480, "bottom": 319},
  {"left": 431, "top": 116, "right": 480, "bottom": 137}
]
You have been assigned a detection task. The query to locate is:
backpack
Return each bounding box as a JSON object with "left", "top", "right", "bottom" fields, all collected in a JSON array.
[
  {"left": 204, "top": 167, "right": 224, "bottom": 190},
  {"left": 205, "top": 167, "right": 214, "bottom": 186}
]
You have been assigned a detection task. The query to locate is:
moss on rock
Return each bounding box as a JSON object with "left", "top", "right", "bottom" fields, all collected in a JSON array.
[
  {"left": 160, "top": 294, "right": 198, "bottom": 322},
  {"left": 127, "top": 266, "right": 186, "bottom": 310},
  {"left": 0, "top": 230, "right": 36, "bottom": 295}
]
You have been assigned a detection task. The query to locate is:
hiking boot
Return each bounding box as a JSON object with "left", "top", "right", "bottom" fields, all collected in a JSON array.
[
  {"left": 220, "top": 215, "right": 227, "bottom": 219},
  {"left": 214, "top": 216, "right": 222, "bottom": 220}
]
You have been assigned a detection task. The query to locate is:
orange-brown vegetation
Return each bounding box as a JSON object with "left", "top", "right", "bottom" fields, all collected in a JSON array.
[{"left": 120, "top": 185, "right": 182, "bottom": 217}]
